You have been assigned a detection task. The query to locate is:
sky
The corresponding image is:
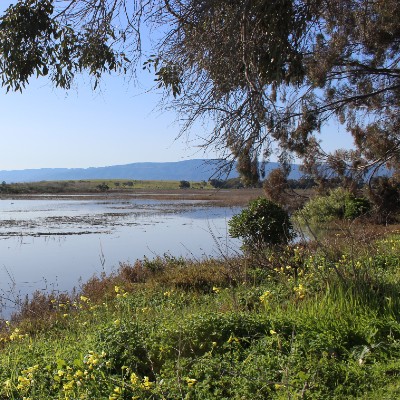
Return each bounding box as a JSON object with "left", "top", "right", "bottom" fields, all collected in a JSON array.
[
  {"left": 0, "top": 3, "right": 354, "bottom": 172},
  {"left": 0, "top": 69, "right": 215, "bottom": 170}
]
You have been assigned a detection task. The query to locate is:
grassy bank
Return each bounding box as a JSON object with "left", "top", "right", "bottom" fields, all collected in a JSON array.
[
  {"left": 0, "top": 179, "right": 265, "bottom": 206},
  {"left": 0, "top": 179, "right": 207, "bottom": 193},
  {"left": 0, "top": 230, "right": 400, "bottom": 399}
]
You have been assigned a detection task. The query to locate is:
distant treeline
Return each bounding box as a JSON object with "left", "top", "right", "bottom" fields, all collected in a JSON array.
[{"left": 208, "top": 177, "right": 318, "bottom": 189}]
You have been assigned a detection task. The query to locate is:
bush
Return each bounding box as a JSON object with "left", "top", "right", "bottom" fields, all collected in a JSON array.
[
  {"left": 228, "top": 198, "right": 295, "bottom": 251},
  {"left": 96, "top": 182, "right": 109, "bottom": 192},
  {"left": 179, "top": 180, "right": 191, "bottom": 189},
  {"left": 295, "top": 188, "right": 370, "bottom": 226}
]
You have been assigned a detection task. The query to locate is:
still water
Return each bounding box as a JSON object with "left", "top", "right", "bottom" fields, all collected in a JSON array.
[{"left": 0, "top": 198, "right": 241, "bottom": 315}]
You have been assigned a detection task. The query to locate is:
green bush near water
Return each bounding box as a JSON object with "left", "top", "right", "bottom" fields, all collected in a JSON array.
[
  {"left": 295, "top": 188, "right": 371, "bottom": 226},
  {"left": 228, "top": 198, "right": 295, "bottom": 251}
]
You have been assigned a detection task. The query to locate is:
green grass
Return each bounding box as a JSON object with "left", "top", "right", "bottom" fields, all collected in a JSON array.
[
  {"left": 1, "top": 235, "right": 400, "bottom": 399},
  {"left": 0, "top": 179, "right": 211, "bottom": 193}
]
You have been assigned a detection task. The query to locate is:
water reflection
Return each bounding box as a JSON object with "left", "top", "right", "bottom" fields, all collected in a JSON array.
[{"left": 0, "top": 199, "right": 241, "bottom": 316}]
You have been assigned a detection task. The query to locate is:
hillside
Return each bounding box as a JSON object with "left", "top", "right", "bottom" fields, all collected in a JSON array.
[{"left": 0, "top": 160, "right": 302, "bottom": 183}]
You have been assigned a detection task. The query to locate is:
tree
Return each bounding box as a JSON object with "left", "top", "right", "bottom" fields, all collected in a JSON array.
[{"left": 0, "top": 0, "right": 399, "bottom": 185}]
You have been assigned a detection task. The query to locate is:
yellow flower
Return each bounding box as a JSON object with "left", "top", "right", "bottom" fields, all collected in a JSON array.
[
  {"left": 140, "top": 376, "right": 153, "bottom": 390},
  {"left": 294, "top": 284, "right": 306, "bottom": 299},
  {"left": 3, "top": 379, "right": 11, "bottom": 389},
  {"left": 186, "top": 377, "right": 197, "bottom": 387},
  {"left": 270, "top": 329, "right": 277, "bottom": 335},
  {"left": 212, "top": 286, "right": 220, "bottom": 293},
  {"left": 130, "top": 372, "right": 138, "bottom": 385},
  {"left": 17, "top": 375, "right": 31, "bottom": 389},
  {"left": 63, "top": 380, "right": 74, "bottom": 391},
  {"left": 227, "top": 334, "right": 240, "bottom": 344},
  {"left": 80, "top": 295, "right": 89, "bottom": 303},
  {"left": 114, "top": 286, "right": 120, "bottom": 293},
  {"left": 259, "top": 290, "right": 272, "bottom": 304},
  {"left": 74, "top": 370, "right": 84, "bottom": 378}
]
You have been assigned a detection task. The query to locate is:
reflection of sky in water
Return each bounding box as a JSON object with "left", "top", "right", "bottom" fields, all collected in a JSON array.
[{"left": 0, "top": 199, "right": 241, "bottom": 316}]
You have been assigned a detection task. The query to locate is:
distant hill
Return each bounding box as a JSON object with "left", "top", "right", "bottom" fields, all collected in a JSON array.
[{"left": 0, "top": 159, "right": 303, "bottom": 183}]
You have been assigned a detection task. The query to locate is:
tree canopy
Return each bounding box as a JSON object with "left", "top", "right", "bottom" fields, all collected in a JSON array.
[{"left": 1, "top": 0, "right": 399, "bottom": 184}]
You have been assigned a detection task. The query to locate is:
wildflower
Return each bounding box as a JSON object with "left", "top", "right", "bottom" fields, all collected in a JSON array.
[
  {"left": 17, "top": 376, "right": 31, "bottom": 390},
  {"left": 74, "top": 370, "right": 84, "bottom": 378},
  {"left": 114, "top": 286, "right": 120, "bottom": 293},
  {"left": 3, "top": 379, "right": 12, "bottom": 390},
  {"left": 270, "top": 329, "right": 277, "bottom": 335},
  {"left": 114, "top": 319, "right": 121, "bottom": 327},
  {"left": 274, "top": 383, "right": 284, "bottom": 390},
  {"left": 130, "top": 372, "right": 138, "bottom": 385},
  {"left": 293, "top": 284, "right": 306, "bottom": 299},
  {"left": 212, "top": 286, "right": 220, "bottom": 293},
  {"left": 109, "top": 386, "right": 122, "bottom": 400},
  {"left": 80, "top": 295, "right": 89, "bottom": 303},
  {"left": 163, "top": 291, "right": 171, "bottom": 297},
  {"left": 186, "top": 377, "right": 197, "bottom": 387},
  {"left": 140, "top": 376, "right": 153, "bottom": 390},
  {"left": 227, "top": 334, "right": 240, "bottom": 344},
  {"left": 259, "top": 290, "right": 272, "bottom": 304},
  {"left": 9, "top": 328, "right": 27, "bottom": 341},
  {"left": 63, "top": 380, "right": 74, "bottom": 391}
]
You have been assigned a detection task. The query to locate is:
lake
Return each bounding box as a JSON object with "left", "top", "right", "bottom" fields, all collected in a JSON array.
[{"left": 0, "top": 197, "right": 241, "bottom": 316}]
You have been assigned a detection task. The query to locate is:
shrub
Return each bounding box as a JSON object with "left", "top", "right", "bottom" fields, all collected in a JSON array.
[
  {"left": 96, "top": 182, "right": 109, "bottom": 192},
  {"left": 295, "top": 188, "right": 370, "bottom": 226},
  {"left": 228, "top": 198, "right": 295, "bottom": 251},
  {"left": 179, "top": 180, "right": 191, "bottom": 189}
]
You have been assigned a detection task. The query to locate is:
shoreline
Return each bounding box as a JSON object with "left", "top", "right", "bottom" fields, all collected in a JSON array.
[{"left": 0, "top": 188, "right": 264, "bottom": 206}]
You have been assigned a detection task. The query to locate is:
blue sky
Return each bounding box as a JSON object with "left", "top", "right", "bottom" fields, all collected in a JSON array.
[
  {"left": 0, "top": 69, "right": 215, "bottom": 170},
  {"left": 0, "top": 3, "right": 354, "bottom": 171}
]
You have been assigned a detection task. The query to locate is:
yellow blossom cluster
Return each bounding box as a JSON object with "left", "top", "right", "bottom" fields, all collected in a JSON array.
[
  {"left": 9, "top": 327, "right": 28, "bottom": 342},
  {"left": 114, "top": 286, "right": 128, "bottom": 298},
  {"left": 84, "top": 350, "right": 107, "bottom": 370},
  {"left": 293, "top": 284, "right": 306, "bottom": 300},
  {"left": 259, "top": 290, "right": 272, "bottom": 304}
]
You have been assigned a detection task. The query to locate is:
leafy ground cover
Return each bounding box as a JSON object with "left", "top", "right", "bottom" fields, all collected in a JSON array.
[{"left": 0, "top": 229, "right": 400, "bottom": 399}]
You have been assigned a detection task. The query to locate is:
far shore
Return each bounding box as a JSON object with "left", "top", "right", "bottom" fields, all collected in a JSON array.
[{"left": 0, "top": 188, "right": 265, "bottom": 206}]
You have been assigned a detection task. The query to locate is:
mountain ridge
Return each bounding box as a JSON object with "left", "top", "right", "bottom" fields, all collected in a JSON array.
[{"left": 0, "top": 159, "right": 302, "bottom": 183}]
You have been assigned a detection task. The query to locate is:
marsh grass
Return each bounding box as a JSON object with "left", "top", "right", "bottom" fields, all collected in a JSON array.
[{"left": 0, "top": 232, "right": 400, "bottom": 398}]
